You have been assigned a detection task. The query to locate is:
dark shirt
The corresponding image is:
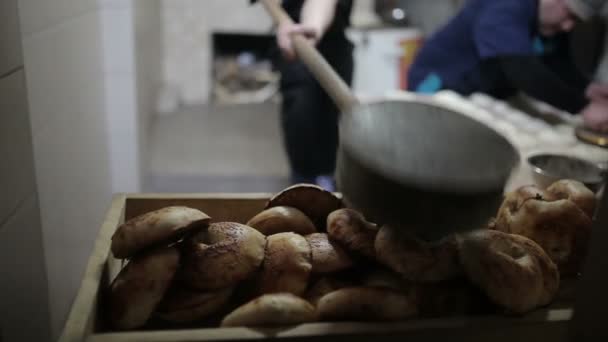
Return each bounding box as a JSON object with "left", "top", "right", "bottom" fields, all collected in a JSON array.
[
  {"left": 407, "top": 0, "right": 589, "bottom": 112},
  {"left": 409, "top": 0, "right": 540, "bottom": 95}
]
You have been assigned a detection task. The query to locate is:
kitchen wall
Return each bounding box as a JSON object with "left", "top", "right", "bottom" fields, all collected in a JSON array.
[
  {"left": 160, "top": 0, "right": 273, "bottom": 108},
  {"left": 401, "top": 0, "right": 465, "bottom": 34},
  {"left": 101, "top": 0, "right": 141, "bottom": 194},
  {"left": 18, "top": 0, "right": 113, "bottom": 337},
  {"left": 134, "top": 0, "right": 162, "bottom": 186},
  {"left": 0, "top": 0, "right": 51, "bottom": 340},
  {"left": 16, "top": 0, "right": 161, "bottom": 337}
]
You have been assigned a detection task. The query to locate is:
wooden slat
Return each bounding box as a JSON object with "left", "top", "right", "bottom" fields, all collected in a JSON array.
[
  {"left": 59, "top": 195, "right": 126, "bottom": 342},
  {"left": 87, "top": 315, "right": 571, "bottom": 342},
  {"left": 124, "top": 195, "right": 270, "bottom": 223}
]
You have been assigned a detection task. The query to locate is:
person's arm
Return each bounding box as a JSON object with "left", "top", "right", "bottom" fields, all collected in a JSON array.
[
  {"left": 582, "top": 17, "right": 608, "bottom": 132},
  {"left": 277, "top": 0, "right": 338, "bottom": 60},
  {"left": 300, "top": 0, "right": 338, "bottom": 39},
  {"left": 497, "top": 55, "right": 589, "bottom": 113}
]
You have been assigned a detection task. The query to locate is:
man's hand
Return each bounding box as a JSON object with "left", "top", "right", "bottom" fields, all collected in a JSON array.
[
  {"left": 586, "top": 83, "right": 608, "bottom": 102},
  {"left": 277, "top": 23, "right": 320, "bottom": 60},
  {"left": 582, "top": 100, "right": 608, "bottom": 133}
]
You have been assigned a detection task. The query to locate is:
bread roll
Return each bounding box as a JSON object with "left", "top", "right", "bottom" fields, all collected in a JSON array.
[
  {"left": 266, "top": 184, "right": 342, "bottom": 230},
  {"left": 111, "top": 206, "right": 210, "bottom": 259},
  {"left": 494, "top": 186, "right": 592, "bottom": 275},
  {"left": 459, "top": 230, "right": 559, "bottom": 314},
  {"left": 247, "top": 206, "right": 317, "bottom": 236},
  {"left": 180, "top": 222, "right": 266, "bottom": 290},
  {"left": 258, "top": 232, "right": 312, "bottom": 296},
  {"left": 157, "top": 286, "right": 233, "bottom": 323},
  {"left": 414, "top": 280, "right": 485, "bottom": 317},
  {"left": 547, "top": 179, "right": 596, "bottom": 218},
  {"left": 316, "top": 287, "right": 417, "bottom": 321},
  {"left": 327, "top": 209, "right": 378, "bottom": 258},
  {"left": 109, "top": 247, "right": 179, "bottom": 330},
  {"left": 375, "top": 226, "right": 460, "bottom": 282},
  {"left": 360, "top": 268, "right": 412, "bottom": 292},
  {"left": 305, "top": 233, "right": 353, "bottom": 273},
  {"left": 221, "top": 293, "right": 317, "bottom": 327},
  {"left": 305, "top": 276, "right": 354, "bottom": 305}
]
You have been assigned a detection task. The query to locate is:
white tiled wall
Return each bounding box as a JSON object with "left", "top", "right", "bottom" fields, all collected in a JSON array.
[
  {"left": 134, "top": 0, "right": 162, "bottom": 183},
  {"left": 0, "top": 10, "right": 51, "bottom": 339},
  {"left": 0, "top": 192, "right": 51, "bottom": 342},
  {"left": 18, "top": 0, "right": 114, "bottom": 338},
  {"left": 18, "top": 0, "right": 160, "bottom": 337},
  {"left": 0, "top": 0, "right": 23, "bottom": 75},
  {"left": 0, "top": 70, "right": 36, "bottom": 220},
  {"left": 100, "top": 0, "right": 142, "bottom": 193}
]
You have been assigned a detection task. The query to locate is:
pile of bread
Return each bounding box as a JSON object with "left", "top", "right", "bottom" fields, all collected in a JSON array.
[{"left": 107, "top": 180, "right": 596, "bottom": 330}]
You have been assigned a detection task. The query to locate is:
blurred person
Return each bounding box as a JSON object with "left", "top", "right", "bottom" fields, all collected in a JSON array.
[
  {"left": 573, "top": 0, "right": 608, "bottom": 132},
  {"left": 408, "top": 0, "right": 592, "bottom": 118},
  {"left": 273, "top": 0, "right": 354, "bottom": 191}
]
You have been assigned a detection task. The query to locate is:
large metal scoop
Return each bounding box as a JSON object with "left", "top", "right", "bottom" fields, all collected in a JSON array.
[{"left": 259, "top": 0, "right": 519, "bottom": 240}]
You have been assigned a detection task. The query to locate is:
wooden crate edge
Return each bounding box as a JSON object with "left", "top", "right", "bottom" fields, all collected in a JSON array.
[{"left": 59, "top": 194, "right": 126, "bottom": 342}]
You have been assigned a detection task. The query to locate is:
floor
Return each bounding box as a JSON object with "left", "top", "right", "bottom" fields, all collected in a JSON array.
[{"left": 146, "top": 102, "right": 291, "bottom": 193}]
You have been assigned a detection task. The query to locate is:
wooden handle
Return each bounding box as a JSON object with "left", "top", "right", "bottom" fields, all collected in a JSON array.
[{"left": 260, "top": 0, "right": 358, "bottom": 112}]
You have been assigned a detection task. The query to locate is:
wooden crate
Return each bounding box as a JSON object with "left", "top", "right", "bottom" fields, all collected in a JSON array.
[{"left": 59, "top": 193, "right": 575, "bottom": 342}]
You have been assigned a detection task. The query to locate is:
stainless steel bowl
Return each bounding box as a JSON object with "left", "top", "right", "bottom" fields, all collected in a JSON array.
[{"left": 527, "top": 154, "right": 606, "bottom": 191}]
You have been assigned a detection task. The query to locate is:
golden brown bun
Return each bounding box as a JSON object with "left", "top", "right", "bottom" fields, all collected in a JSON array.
[
  {"left": 375, "top": 226, "right": 460, "bottom": 282},
  {"left": 304, "top": 276, "right": 354, "bottom": 305},
  {"left": 221, "top": 293, "right": 317, "bottom": 327},
  {"left": 326, "top": 209, "right": 378, "bottom": 258},
  {"left": 157, "top": 286, "right": 233, "bottom": 323},
  {"left": 258, "top": 232, "right": 312, "bottom": 296},
  {"left": 305, "top": 233, "right": 353, "bottom": 273},
  {"left": 180, "top": 222, "right": 266, "bottom": 290},
  {"left": 459, "top": 230, "right": 559, "bottom": 314},
  {"left": 316, "top": 287, "right": 417, "bottom": 321},
  {"left": 266, "top": 184, "right": 342, "bottom": 229},
  {"left": 547, "top": 179, "right": 596, "bottom": 218},
  {"left": 414, "top": 280, "right": 486, "bottom": 318},
  {"left": 111, "top": 206, "right": 210, "bottom": 259},
  {"left": 247, "top": 206, "right": 317, "bottom": 236},
  {"left": 360, "top": 268, "right": 412, "bottom": 292},
  {"left": 494, "top": 186, "right": 592, "bottom": 275},
  {"left": 109, "top": 247, "right": 180, "bottom": 330}
]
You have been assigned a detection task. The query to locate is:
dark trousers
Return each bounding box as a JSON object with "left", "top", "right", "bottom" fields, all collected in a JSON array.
[{"left": 277, "top": 38, "right": 354, "bottom": 179}]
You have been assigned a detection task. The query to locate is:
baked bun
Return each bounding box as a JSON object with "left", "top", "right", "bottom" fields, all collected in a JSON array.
[
  {"left": 157, "top": 286, "right": 233, "bottom": 323},
  {"left": 316, "top": 287, "right": 417, "bottom": 321},
  {"left": 459, "top": 230, "right": 559, "bottom": 314},
  {"left": 360, "top": 268, "right": 411, "bottom": 291},
  {"left": 327, "top": 209, "right": 378, "bottom": 258},
  {"left": 414, "top": 280, "right": 485, "bottom": 318},
  {"left": 180, "top": 222, "right": 266, "bottom": 290},
  {"left": 375, "top": 226, "right": 460, "bottom": 282},
  {"left": 546, "top": 179, "right": 596, "bottom": 218},
  {"left": 494, "top": 186, "right": 592, "bottom": 275},
  {"left": 266, "top": 184, "right": 342, "bottom": 229},
  {"left": 109, "top": 247, "right": 179, "bottom": 329},
  {"left": 305, "top": 276, "right": 353, "bottom": 305},
  {"left": 111, "top": 206, "right": 210, "bottom": 259},
  {"left": 247, "top": 206, "right": 317, "bottom": 236},
  {"left": 221, "top": 293, "right": 317, "bottom": 327},
  {"left": 305, "top": 233, "right": 353, "bottom": 273},
  {"left": 258, "top": 232, "right": 312, "bottom": 296}
]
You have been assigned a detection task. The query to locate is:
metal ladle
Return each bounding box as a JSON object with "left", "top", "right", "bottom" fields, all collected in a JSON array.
[{"left": 259, "top": 0, "right": 519, "bottom": 240}]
